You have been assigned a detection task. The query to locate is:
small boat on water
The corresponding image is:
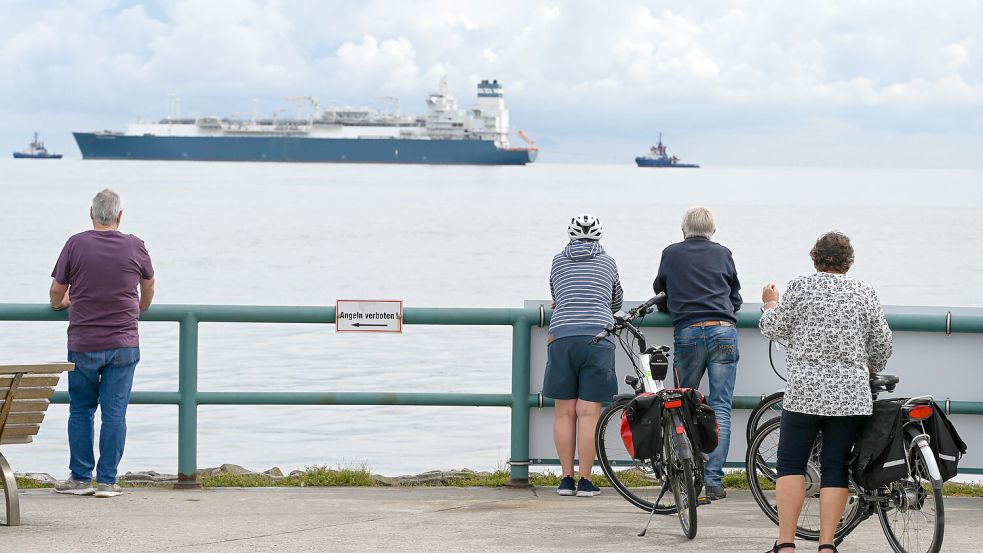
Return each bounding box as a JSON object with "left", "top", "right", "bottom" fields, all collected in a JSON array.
[
  {"left": 635, "top": 133, "right": 698, "bottom": 168},
  {"left": 12, "top": 133, "right": 62, "bottom": 159}
]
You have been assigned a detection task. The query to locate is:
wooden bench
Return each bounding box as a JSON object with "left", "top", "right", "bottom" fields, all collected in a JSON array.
[{"left": 0, "top": 363, "right": 74, "bottom": 526}]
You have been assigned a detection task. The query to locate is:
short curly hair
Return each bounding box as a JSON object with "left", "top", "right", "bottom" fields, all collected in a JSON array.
[{"left": 810, "top": 231, "right": 854, "bottom": 273}]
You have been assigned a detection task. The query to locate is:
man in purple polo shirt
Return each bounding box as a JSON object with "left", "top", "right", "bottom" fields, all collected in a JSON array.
[{"left": 50, "top": 189, "right": 155, "bottom": 498}]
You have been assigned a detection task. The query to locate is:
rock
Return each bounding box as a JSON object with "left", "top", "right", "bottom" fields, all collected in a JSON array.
[
  {"left": 263, "top": 467, "right": 284, "bottom": 478},
  {"left": 14, "top": 472, "right": 57, "bottom": 484},
  {"left": 119, "top": 471, "right": 178, "bottom": 485},
  {"left": 196, "top": 464, "right": 256, "bottom": 478},
  {"left": 219, "top": 463, "right": 253, "bottom": 475},
  {"left": 372, "top": 474, "right": 399, "bottom": 487},
  {"left": 288, "top": 470, "right": 305, "bottom": 477}
]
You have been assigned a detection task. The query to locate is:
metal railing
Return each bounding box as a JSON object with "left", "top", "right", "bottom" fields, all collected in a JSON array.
[{"left": 1, "top": 303, "right": 982, "bottom": 487}]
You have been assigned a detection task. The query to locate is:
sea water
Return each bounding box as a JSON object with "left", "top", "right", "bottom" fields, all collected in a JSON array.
[{"left": 1, "top": 158, "right": 981, "bottom": 476}]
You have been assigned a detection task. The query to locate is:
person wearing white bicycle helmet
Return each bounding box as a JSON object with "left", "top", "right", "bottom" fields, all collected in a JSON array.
[{"left": 544, "top": 213, "right": 624, "bottom": 498}]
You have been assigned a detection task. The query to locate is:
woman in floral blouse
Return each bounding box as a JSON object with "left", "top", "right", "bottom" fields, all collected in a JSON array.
[{"left": 759, "top": 231, "right": 893, "bottom": 553}]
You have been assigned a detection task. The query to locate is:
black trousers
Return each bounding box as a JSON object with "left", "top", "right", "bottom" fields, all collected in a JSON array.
[{"left": 776, "top": 409, "right": 866, "bottom": 488}]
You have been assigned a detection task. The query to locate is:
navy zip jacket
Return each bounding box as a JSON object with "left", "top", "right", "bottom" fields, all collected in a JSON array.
[{"left": 652, "top": 237, "right": 742, "bottom": 331}]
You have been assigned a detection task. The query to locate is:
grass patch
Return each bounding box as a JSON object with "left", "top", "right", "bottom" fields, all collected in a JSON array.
[
  {"left": 942, "top": 481, "right": 983, "bottom": 497},
  {"left": 200, "top": 465, "right": 375, "bottom": 488},
  {"left": 14, "top": 477, "right": 54, "bottom": 489}
]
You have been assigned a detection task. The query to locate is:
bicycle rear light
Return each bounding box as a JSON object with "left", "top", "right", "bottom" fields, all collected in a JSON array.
[
  {"left": 664, "top": 399, "right": 682, "bottom": 409},
  {"left": 907, "top": 404, "right": 934, "bottom": 420}
]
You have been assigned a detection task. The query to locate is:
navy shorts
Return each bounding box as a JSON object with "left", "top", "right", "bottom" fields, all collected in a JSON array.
[
  {"left": 776, "top": 409, "right": 866, "bottom": 488},
  {"left": 543, "top": 335, "right": 617, "bottom": 403}
]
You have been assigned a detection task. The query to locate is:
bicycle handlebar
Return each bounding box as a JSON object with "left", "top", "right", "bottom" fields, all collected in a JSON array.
[{"left": 592, "top": 293, "right": 666, "bottom": 343}]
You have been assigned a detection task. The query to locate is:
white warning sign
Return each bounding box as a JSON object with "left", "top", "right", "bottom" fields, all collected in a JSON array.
[{"left": 336, "top": 300, "right": 403, "bottom": 333}]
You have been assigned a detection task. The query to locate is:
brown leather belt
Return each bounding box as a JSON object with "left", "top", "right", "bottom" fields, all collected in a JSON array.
[{"left": 688, "top": 320, "right": 734, "bottom": 328}]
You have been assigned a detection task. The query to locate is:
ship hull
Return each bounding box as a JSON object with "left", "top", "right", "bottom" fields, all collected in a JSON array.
[
  {"left": 13, "top": 152, "right": 62, "bottom": 159},
  {"left": 73, "top": 133, "right": 537, "bottom": 165},
  {"left": 635, "top": 157, "right": 698, "bottom": 168}
]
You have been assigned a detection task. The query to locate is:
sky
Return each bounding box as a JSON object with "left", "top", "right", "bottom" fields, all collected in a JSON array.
[{"left": 2, "top": 0, "right": 982, "bottom": 167}]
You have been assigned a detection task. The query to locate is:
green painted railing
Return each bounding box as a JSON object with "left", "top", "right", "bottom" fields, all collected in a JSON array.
[{"left": 1, "top": 303, "right": 982, "bottom": 487}]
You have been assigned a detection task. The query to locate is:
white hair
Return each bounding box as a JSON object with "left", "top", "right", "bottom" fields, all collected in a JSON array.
[
  {"left": 91, "top": 189, "right": 123, "bottom": 226},
  {"left": 681, "top": 206, "right": 715, "bottom": 239}
]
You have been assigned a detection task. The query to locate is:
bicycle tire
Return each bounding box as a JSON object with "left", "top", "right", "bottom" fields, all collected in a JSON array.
[
  {"left": 745, "top": 417, "right": 865, "bottom": 542},
  {"left": 595, "top": 397, "right": 675, "bottom": 514},
  {"left": 746, "top": 391, "right": 785, "bottom": 444},
  {"left": 876, "top": 444, "right": 945, "bottom": 553},
  {"left": 665, "top": 413, "right": 698, "bottom": 539}
]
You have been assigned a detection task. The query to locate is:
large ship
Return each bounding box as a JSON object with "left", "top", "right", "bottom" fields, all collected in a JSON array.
[
  {"left": 635, "top": 133, "right": 699, "bottom": 168},
  {"left": 73, "top": 79, "right": 537, "bottom": 165}
]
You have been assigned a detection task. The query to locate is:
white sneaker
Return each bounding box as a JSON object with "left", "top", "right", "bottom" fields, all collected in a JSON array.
[
  {"left": 93, "top": 483, "right": 123, "bottom": 498},
  {"left": 53, "top": 478, "right": 94, "bottom": 496}
]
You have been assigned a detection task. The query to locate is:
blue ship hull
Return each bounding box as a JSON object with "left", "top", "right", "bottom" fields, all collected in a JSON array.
[
  {"left": 73, "top": 133, "right": 537, "bottom": 165},
  {"left": 13, "top": 152, "right": 62, "bottom": 159},
  {"left": 635, "top": 157, "right": 698, "bottom": 168}
]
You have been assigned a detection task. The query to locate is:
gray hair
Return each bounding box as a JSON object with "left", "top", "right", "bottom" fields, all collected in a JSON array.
[
  {"left": 681, "top": 206, "right": 715, "bottom": 239},
  {"left": 91, "top": 189, "right": 123, "bottom": 226}
]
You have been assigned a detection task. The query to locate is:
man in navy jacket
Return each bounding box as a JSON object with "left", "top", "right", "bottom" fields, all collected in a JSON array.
[{"left": 653, "top": 206, "right": 742, "bottom": 501}]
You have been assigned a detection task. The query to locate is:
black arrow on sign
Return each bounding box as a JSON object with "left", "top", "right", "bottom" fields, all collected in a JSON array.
[{"left": 352, "top": 323, "right": 388, "bottom": 327}]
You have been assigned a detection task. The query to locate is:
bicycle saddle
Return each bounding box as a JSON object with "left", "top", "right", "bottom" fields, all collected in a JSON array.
[{"left": 869, "top": 373, "right": 900, "bottom": 392}]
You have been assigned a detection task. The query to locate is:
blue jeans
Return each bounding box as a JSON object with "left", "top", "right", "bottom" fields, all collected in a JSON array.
[
  {"left": 67, "top": 347, "right": 139, "bottom": 484},
  {"left": 673, "top": 325, "right": 739, "bottom": 487}
]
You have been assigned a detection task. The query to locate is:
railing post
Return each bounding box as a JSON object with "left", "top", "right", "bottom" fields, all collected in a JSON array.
[
  {"left": 174, "top": 313, "right": 201, "bottom": 489},
  {"left": 508, "top": 316, "right": 532, "bottom": 487}
]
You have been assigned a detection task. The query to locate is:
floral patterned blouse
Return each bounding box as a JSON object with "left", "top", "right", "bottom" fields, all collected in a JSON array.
[{"left": 759, "top": 272, "right": 893, "bottom": 416}]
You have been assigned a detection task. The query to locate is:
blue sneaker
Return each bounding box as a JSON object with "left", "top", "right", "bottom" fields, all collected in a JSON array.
[
  {"left": 576, "top": 477, "right": 601, "bottom": 497},
  {"left": 556, "top": 475, "right": 576, "bottom": 496}
]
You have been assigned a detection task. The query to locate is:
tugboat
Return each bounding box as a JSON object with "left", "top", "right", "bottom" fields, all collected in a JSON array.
[
  {"left": 635, "top": 133, "right": 698, "bottom": 168},
  {"left": 13, "top": 132, "right": 62, "bottom": 159}
]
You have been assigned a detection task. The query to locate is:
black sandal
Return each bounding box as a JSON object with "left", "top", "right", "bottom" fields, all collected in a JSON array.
[
  {"left": 768, "top": 542, "right": 795, "bottom": 552},
  {"left": 818, "top": 545, "right": 837, "bottom": 552}
]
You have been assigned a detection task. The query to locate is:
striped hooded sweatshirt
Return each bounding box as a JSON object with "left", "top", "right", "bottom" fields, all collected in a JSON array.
[{"left": 548, "top": 239, "right": 624, "bottom": 341}]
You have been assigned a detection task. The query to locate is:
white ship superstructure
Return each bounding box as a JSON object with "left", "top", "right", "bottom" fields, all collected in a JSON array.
[{"left": 119, "top": 79, "right": 515, "bottom": 147}]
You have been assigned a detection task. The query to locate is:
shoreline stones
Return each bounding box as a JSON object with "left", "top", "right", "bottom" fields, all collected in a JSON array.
[{"left": 18, "top": 466, "right": 498, "bottom": 487}]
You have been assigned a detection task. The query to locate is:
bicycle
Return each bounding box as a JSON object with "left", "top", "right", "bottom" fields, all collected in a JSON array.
[
  {"left": 745, "top": 373, "right": 945, "bottom": 553},
  {"left": 745, "top": 340, "right": 788, "bottom": 445},
  {"left": 592, "top": 293, "right": 706, "bottom": 539}
]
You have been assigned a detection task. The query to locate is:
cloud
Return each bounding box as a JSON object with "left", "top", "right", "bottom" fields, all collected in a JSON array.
[{"left": 330, "top": 35, "right": 420, "bottom": 93}]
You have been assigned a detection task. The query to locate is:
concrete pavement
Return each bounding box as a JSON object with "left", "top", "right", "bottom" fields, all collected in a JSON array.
[{"left": 2, "top": 487, "right": 979, "bottom": 552}]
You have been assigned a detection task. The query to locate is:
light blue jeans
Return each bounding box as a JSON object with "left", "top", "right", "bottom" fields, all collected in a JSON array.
[
  {"left": 673, "top": 325, "right": 739, "bottom": 487},
  {"left": 67, "top": 347, "right": 139, "bottom": 484}
]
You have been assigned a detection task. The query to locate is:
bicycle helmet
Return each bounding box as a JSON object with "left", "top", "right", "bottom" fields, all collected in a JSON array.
[{"left": 567, "top": 213, "right": 603, "bottom": 241}]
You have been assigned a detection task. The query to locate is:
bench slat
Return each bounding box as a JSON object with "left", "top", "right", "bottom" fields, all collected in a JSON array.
[
  {"left": 5, "top": 413, "right": 44, "bottom": 425},
  {"left": 0, "top": 387, "right": 55, "bottom": 400},
  {"left": 0, "top": 376, "right": 60, "bottom": 388},
  {"left": 0, "top": 435, "right": 32, "bottom": 445},
  {"left": 0, "top": 424, "right": 41, "bottom": 438},
  {"left": 0, "top": 399, "right": 50, "bottom": 413},
  {"left": 0, "top": 363, "right": 74, "bottom": 375}
]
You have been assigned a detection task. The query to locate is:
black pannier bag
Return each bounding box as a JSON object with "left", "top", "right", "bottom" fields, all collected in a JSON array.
[
  {"left": 923, "top": 405, "right": 967, "bottom": 482},
  {"left": 852, "top": 400, "right": 908, "bottom": 490},
  {"left": 621, "top": 393, "right": 663, "bottom": 460},
  {"left": 679, "top": 388, "right": 719, "bottom": 454}
]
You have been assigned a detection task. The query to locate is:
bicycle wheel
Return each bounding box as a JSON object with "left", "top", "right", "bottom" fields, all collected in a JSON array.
[
  {"left": 746, "top": 391, "right": 785, "bottom": 444},
  {"left": 745, "top": 417, "right": 864, "bottom": 541},
  {"left": 876, "top": 445, "right": 945, "bottom": 553},
  {"left": 595, "top": 398, "right": 675, "bottom": 513},
  {"left": 664, "top": 413, "right": 698, "bottom": 539}
]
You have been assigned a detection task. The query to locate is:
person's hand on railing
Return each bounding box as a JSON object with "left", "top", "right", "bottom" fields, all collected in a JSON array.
[{"left": 761, "top": 283, "right": 780, "bottom": 311}]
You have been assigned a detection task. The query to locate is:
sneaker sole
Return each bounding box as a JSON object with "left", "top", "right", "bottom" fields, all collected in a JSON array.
[
  {"left": 54, "top": 488, "right": 94, "bottom": 496},
  {"left": 94, "top": 491, "right": 122, "bottom": 498},
  {"left": 557, "top": 489, "right": 576, "bottom": 496},
  {"left": 575, "top": 490, "right": 600, "bottom": 497}
]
